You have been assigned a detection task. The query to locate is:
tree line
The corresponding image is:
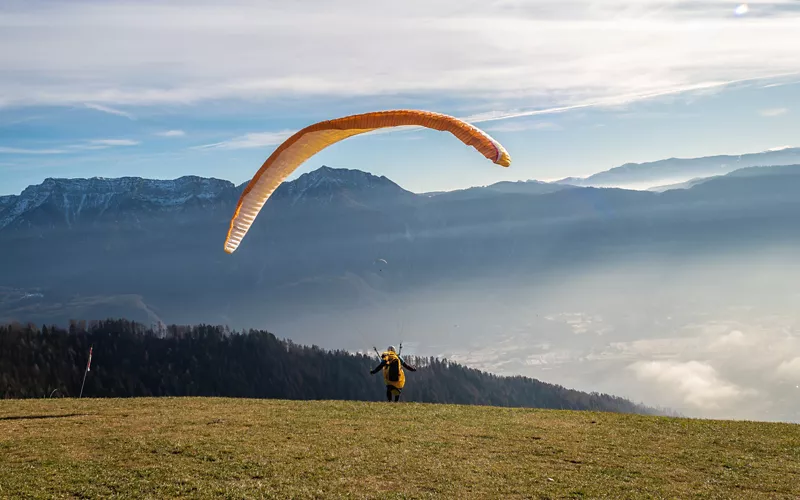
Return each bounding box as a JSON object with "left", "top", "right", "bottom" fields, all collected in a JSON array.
[{"left": 0, "top": 319, "right": 670, "bottom": 415}]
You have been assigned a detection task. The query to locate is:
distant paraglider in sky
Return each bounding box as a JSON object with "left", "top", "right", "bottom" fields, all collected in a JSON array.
[{"left": 223, "top": 109, "right": 512, "bottom": 254}]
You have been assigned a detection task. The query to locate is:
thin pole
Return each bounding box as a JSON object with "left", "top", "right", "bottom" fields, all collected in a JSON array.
[{"left": 79, "top": 344, "right": 92, "bottom": 398}]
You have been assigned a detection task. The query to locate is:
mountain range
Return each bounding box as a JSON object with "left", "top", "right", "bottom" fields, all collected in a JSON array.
[
  {"left": 3, "top": 146, "right": 800, "bottom": 330},
  {"left": 553, "top": 146, "right": 800, "bottom": 189}
]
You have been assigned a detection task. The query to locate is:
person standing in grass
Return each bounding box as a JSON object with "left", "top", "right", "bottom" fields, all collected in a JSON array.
[{"left": 370, "top": 346, "right": 416, "bottom": 402}]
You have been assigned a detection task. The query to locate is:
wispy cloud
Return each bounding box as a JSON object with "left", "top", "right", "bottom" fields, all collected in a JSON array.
[
  {"left": 463, "top": 74, "right": 798, "bottom": 124},
  {"left": 84, "top": 103, "right": 135, "bottom": 120},
  {"left": 485, "top": 121, "right": 563, "bottom": 133},
  {"left": 762, "top": 80, "right": 800, "bottom": 88},
  {"left": 1, "top": 0, "right": 799, "bottom": 114},
  {"left": 760, "top": 107, "right": 788, "bottom": 117},
  {"left": 0, "top": 147, "right": 68, "bottom": 155},
  {"left": 156, "top": 130, "right": 186, "bottom": 137},
  {"left": 67, "top": 139, "right": 140, "bottom": 150},
  {"left": 88, "top": 139, "right": 139, "bottom": 146},
  {"left": 195, "top": 130, "right": 296, "bottom": 150},
  {"left": 1, "top": 139, "right": 140, "bottom": 155}
]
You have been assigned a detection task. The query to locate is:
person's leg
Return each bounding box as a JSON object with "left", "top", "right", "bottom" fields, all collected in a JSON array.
[{"left": 386, "top": 386, "right": 392, "bottom": 401}]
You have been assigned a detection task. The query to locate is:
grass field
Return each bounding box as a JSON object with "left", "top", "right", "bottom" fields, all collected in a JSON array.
[{"left": 1, "top": 398, "right": 798, "bottom": 499}]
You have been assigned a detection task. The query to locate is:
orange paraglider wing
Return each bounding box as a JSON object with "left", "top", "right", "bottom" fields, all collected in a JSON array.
[{"left": 224, "top": 109, "right": 511, "bottom": 254}]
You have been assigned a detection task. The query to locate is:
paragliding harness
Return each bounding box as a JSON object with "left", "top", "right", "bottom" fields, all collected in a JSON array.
[
  {"left": 372, "top": 344, "right": 407, "bottom": 401},
  {"left": 374, "top": 344, "right": 403, "bottom": 380}
]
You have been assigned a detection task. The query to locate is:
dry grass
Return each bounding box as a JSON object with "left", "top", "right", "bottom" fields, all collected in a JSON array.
[{"left": 1, "top": 397, "right": 798, "bottom": 499}]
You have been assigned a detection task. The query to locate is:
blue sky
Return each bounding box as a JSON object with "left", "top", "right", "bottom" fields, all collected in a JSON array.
[{"left": 1, "top": 0, "right": 799, "bottom": 196}]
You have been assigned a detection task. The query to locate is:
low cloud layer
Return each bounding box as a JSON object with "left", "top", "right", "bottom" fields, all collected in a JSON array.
[
  {"left": 628, "top": 360, "right": 752, "bottom": 409},
  {"left": 271, "top": 248, "right": 800, "bottom": 423}
]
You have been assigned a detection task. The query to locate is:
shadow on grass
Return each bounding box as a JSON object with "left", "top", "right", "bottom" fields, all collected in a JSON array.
[{"left": 0, "top": 413, "right": 87, "bottom": 421}]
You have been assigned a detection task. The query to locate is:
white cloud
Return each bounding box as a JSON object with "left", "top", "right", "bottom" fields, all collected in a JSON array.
[
  {"left": 0, "top": 0, "right": 799, "bottom": 118},
  {"left": 65, "top": 139, "right": 140, "bottom": 150},
  {"left": 87, "top": 139, "right": 139, "bottom": 146},
  {"left": 0, "top": 139, "right": 139, "bottom": 155},
  {"left": 83, "top": 103, "right": 135, "bottom": 120},
  {"left": 463, "top": 75, "right": 793, "bottom": 123},
  {"left": 628, "top": 360, "right": 752, "bottom": 409},
  {"left": 485, "top": 121, "right": 563, "bottom": 133},
  {"left": 775, "top": 357, "right": 800, "bottom": 382},
  {"left": 760, "top": 107, "right": 788, "bottom": 117},
  {"left": 195, "top": 130, "right": 296, "bottom": 150},
  {"left": 762, "top": 80, "right": 800, "bottom": 88},
  {"left": 156, "top": 130, "right": 186, "bottom": 137},
  {"left": 0, "top": 147, "right": 67, "bottom": 155},
  {"left": 707, "top": 330, "right": 750, "bottom": 350}
]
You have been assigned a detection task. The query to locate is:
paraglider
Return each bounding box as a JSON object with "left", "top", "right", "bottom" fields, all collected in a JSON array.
[
  {"left": 370, "top": 345, "right": 416, "bottom": 402},
  {"left": 223, "top": 109, "right": 512, "bottom": 254}
]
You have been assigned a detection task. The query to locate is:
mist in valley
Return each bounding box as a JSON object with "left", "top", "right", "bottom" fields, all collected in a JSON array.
[{"left": 269, "top": 244, "right": 800, "bottom": 423}]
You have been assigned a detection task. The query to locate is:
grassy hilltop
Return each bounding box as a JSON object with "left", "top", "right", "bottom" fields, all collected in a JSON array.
[{"left": 1, "top": 397, "right": 798, "bottom": 499}]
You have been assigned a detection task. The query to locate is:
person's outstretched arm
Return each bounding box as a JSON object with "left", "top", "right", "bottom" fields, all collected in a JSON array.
[
  {"left": 370, "top": 360, "right": 386, "bottom": 374},
  {"left": 400, "top": 358, "right": 417, "bottom": 371}
]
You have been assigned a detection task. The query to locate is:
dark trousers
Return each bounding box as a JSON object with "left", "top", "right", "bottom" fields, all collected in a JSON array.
[{"left": 386, "top": 385, "right": 401, "bottom": 402}]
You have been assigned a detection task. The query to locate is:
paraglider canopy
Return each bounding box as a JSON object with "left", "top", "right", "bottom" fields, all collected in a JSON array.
[
  {"left": 374, "top": 258, "right": 389, "bottom": 272},
  {"left": 223, "top": 109, "right": 512, "bottom": 254}
]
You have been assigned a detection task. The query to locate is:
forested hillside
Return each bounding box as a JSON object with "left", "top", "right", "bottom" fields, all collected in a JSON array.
[{"left": 0, "top": 319, "right": 663, "bottom": 415}]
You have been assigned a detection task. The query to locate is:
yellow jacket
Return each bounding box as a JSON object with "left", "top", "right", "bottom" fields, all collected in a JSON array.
[{"left": 371, "top": 350, "right": 416, "bottom": 389}]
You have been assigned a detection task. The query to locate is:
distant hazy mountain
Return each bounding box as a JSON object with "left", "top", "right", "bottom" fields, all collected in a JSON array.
[
  {"left": 3, "top": 161, "right": 800, "bottom": 332},
  {"left": 647, "top": 177, "right": 716, "bottom": 192},
  {"left": 555, "top": 147, "right": 800, "bottom": 189},
  {"left": 423, "top": 179, "right": 574, "bottom": 201}
]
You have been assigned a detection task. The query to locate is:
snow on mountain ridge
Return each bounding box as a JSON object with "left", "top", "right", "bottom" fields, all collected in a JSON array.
[
  {"left": 29, "top": 175, "right": 235, "bottom": 197},
  {"left": 272, "top": 165, "right": 412, "bottom": 205},
  {"left": 0, "top": 175, "right": 237, "bottom": 230}
]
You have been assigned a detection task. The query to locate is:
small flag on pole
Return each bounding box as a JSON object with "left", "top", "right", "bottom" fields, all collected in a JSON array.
[{"left": 86, "top": 346, "right": 93, "bottom": 372}]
